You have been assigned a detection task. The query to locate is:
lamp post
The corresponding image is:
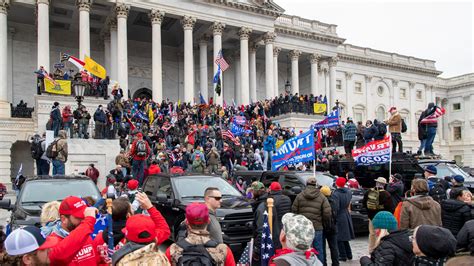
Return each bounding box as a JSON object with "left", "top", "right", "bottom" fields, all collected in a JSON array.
[{"left": 74, "top": 82, "right": 86, "bottom": 108}]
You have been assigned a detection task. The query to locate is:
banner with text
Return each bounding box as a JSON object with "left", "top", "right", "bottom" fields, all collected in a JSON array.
[
  {"left": 272, "top": 128, "right": 315, "bottom": 170},
  {"left": 352, "top": 136, "right": 391, "bottom": 166}
]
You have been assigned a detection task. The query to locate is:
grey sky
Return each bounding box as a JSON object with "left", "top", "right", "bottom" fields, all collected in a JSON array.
[{"left": 276, "top": 0, "right": 473, "bottom": 78}]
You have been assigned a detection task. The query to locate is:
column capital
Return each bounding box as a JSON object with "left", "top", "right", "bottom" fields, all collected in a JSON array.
[
  {"left": 289, "top": 50, "right": 301, "bottom": 61},
  {"left": 409, "top": 81, "right": 416, "bottom": 89},
  {"left": 0, "top": 0, "right": 9, "bottom": 14},
  {"left": 198, "top": 34, "right": 210, "bottom": 45},
  {"left": 249, "top": 42, "right": 259, "bottom": 53},
  {"left": 181, "top": 15, "right": 196, "bottom": 30},
  {"left": 309, "top": 53, "right": 321, "bottom": 64},
  {"left": 107, "top": 16, "right": 117, "bottom": 30},
  {"left": 329, "top": 56, "right": 338, "bottom": 67},
  {"left": 211, "top": 21, "right": 225, "bottom": 36},
  {"left": 76, "top": 0, "right": 92, "bottom": 12},
  {"left": 345, "top": 72, "right": 353, "bottom": 80},
  {"left": 365, "top": 75, "right": 373, "bottom": 83},
  {"left": 149, "top": 9, "right": 165, "bottom": 25},
  {"left": 273, "top": 46, "right": 281, "bottom": 57},
  {"left": 115, "top": 3, "right": 129, "bottom": 19},
  {"left": 263, "top": 31, "right": 276, "bottom": 44},
  {"left": 238, "top": 27, "right": 252, "bottom": 40},
  {"left": 392, "top": 79, "right": 399, "bottom": 87}
]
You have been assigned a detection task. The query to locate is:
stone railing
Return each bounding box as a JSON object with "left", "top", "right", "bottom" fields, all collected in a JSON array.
[
  {"left": 275, "top": 14, "right": 338, "bottom": 36},
  {"left": 10, "top": 104, "right": 34, "bottom": 118}
]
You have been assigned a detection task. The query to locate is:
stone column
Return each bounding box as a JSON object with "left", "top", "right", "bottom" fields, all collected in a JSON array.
[
  {"left": 391, "top": 79, "right": 398, "bottom": 109},
  {"left": 116, "top": 3, "right": 129, "bottom": 99},
  {"left": 273, "top": 47, "right": 281, "bottom": 97},
  {"left": 108, "top": 17, "right": 117, "bottom": 81},
  {"left": 328, "top": 57, "right": 338, "bottom": 108},
  {"left": 234, "top": 54, "right": 241, "bottom": 105},
  {"left": 150, "top": 9, "right": 165, "bottom": 103},
  {"left": 103, "top": 32, "right": 111, "bottom": 78},
  {"left": 238, "top": 27, "right": 252, "bottom": 106},
  {"left": 289, "top": 50, "right": 301, "bottom": 95},
  {"left": 181, "top": 15, "right": 196, "bottom": 104},
  {"left": 249, "top": 43, "right": 257, "bottom": 102},
  {"left": 0, "top": 1, "right": 8, "bottom": 117},
  {"left": 77, "top": 0, "right": 91, "bottom": 59},
  {"left": 199, "top": 35, "right": 209, "bottom": 102},
  {"left": 212, "top": 22, "right": 225, "bottom": 105},
  {"left": 365, "top": 75, "right": 373, "bottom": 119},
  {"left": 37, "top": 0, "right": 49, "bottom": 71},
  {"left": 309, "top": 53, "right": 320, "bottom": 97},
  {"left": 263, "top": 32, "right": 276, "bottom": 99},
  {"left": 345, "top": 72, "right": 353, "bottom": 117}
]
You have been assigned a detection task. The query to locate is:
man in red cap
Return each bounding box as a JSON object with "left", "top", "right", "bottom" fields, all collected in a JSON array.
[
  {"left": 269, "top": 182, "right": 292, "bottom": 228},
  {"left": 129, "top": 132, "right": 151, "bottom": 185},
  {"left": 166, "top": 203, "right": 235, "bottom": 265},
  {"left": 46, "top": 196, "right": 101, "bottom": 265},
  {"left": 385, "top": 106, "right": 403, "bottom": 153}
]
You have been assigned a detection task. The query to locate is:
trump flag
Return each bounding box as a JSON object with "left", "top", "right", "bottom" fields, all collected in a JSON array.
[
  {"left": 272, "top": 128, "right": 315, "bottom": 170},
  {"left": 352, "top": 136, "right": 391, "bottom": 166}
]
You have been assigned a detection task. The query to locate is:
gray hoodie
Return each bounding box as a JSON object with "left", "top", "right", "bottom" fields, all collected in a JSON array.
[
  {"left": 273, "top": 251, "right": 323, "bottom": 266},
  {"left": 208, "top": 208, "right": 223, "bottom": 244}
]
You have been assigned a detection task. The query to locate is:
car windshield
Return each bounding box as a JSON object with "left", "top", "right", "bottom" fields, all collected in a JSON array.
[
  {"left": 300, "top": 172, "right": 335, "bottom": 187},
  {"left": 20, "top": 180, "right": 100, "bottom": 204},
  {"left": 174, "top": 177, "right": 242, "bottom": 199},
  {"left": 422, "top": 163, "right": 469, "bottom": 178}
]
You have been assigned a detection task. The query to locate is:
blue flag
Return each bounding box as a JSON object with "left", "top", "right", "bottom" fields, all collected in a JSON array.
[
  {"left": 213, "top": 65, "right": 221, "bottom": 84},
  {"left": 92, "top": 213, "right": 108, "bottom": 239},
  {"left": 199, "top": 92, "right": 207, "bottom": 104},
  {"left": 314, "top": 109, "right": 339, "bottom": 129},
  {"left": 261, "top": 211, "right": 274, "bottom": 266},
  {"left": 272, "top": 128, "right": 315, "bottom": 170},
  {"left": 231, "top": 122, "right": 245, "bottom": 136}
]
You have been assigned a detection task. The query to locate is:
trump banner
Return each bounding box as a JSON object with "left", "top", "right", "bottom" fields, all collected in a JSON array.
[
  {"left": 272, "top": 128, "right": 315, "bottom": 171},
  {"left": 314, "top": 109, "right": 339, "bottom": 129},
  {"left": 352, "top": 136, "right": 391, "bottom": 166}
]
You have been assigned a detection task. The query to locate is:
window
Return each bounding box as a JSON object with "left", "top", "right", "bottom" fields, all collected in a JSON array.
[
  {"left": 157, "top": 178, "right": 172, "bottom": 198},
  {"left": 354, "top": 112, "right": 363, "bottom": 123},
  {"left": 454, "top": 155, "right": 463, "bottom": 167},
  {"left": 355, "top": 82, "right": 362, "bottom": 93},
  {"left": 453, "top": 103, "right": 461, "bottom": 111},
  {"left": 400, "top": 88, "right": 407, "bottom": 99},
  {"left": 416, "top": 90, "right": 423, "bottom": 100},
  {"left": 336, "top": 80, "right": 342, "bottom": 91},
  {"left": 454, "top": 126, "right": 462, "bottom": 140},
  {"left": 377, "top": 86, "right": 384, "bottom": 96},
  {"left": 376, "top": 106, "right": 386, "bottom": 121}
]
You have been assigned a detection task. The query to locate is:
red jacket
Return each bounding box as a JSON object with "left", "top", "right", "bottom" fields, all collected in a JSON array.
[
  {"left": 165, "top": 245, "right": 235, "bottom": 266},
  {"left": 48, "top": 216, "right": 100, "bottom": 266},
  {"left": 129, "top": 137, "right": 151, "bottom": 161}
]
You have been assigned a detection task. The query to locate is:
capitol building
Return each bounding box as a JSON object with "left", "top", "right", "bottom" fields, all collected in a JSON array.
[{"left": 0, "top": 0, "right": 472, "bottom": 185}]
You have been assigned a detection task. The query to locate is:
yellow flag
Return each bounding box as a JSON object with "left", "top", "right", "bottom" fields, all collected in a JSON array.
[
  {"left": 148, "top": 105, "right": 154, "bottom": 124},
  {"left": 84, "top": 56, "right": 106, "bottom": 79},
  {"left": 313, "top": 103, "right": 327, "bottom": 114},
  {"left": 44, "top": 79, "right": 71, "bottom": 95}
]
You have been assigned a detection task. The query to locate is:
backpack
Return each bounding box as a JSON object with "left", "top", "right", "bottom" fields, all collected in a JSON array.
[
  {"left": 428, "top": 180, "right": 447, "bottom": 203},
  {"left": 378, "top": 123, "right": 387, "bottom": 136},
  {"left": 46, "top": 140, "right": 59, "bottom": 159},
  {"left": 323, "top": 197, "right": 338, "bottom": 234},
  {"left": 31, "top": 140, "right": 43, "bottom": 160},
  {"left": 367, "top": 188, "right": 384, "bottom": 210},
  {"left": 401, "top": 119, "right": 407, "bottom": 133},
  {"left": 176, "top": 239, "right": 218, "bottom": 266},
  {"left": 135, "top": 140, "right": 147, "bottom": 157}
]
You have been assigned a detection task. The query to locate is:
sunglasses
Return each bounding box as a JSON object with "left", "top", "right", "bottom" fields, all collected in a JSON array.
[{"left": 208, "top": 196, "right": 222, "bottom": 201}]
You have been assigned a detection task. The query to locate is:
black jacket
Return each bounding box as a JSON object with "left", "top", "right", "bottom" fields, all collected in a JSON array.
[
  {"left": 269, "top": 190, "right": 292, "bottom": 228},
  {"left": 441, "top": 199, "right": 472, "bottom": 236},
  {"left": 360, "top": 230, "right": 414, "bottom": 266},
  {"left": 386, "top": 181, "right": 404, "bottom": 207},
  {"left": 457, "top": 219, "right": 474, "bottom": 255}
]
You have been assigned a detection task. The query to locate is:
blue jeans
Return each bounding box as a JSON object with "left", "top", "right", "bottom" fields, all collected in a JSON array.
[
  {"left": 132, "top": 159, "right": 145, "bottom": 185},
  {"left": 52, "top": 160, "right": 65, "bottom": 175},
  {"left": 418, "top": 139, "right": 427, "bottom": 152},
  {"left": 36, "top": 159, "right": 50, "bottom": 175},
  {"left": 312, "top": 230, "right": 324, "bottom": 263},
  {"left": 263, "top": 150, "right": 273, "bottom": 170},
  {"left": 424, "top": 126, "right": 437, "bottom": 154}
]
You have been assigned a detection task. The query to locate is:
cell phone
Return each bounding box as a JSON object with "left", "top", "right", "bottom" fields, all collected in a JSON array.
[{"left": 138, "top": 188, "right": 143, "bottom": 193}]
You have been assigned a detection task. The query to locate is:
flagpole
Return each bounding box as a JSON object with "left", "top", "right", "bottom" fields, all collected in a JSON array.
[{"left": 389, "top": 133, "right": 392, "bottom": 178}]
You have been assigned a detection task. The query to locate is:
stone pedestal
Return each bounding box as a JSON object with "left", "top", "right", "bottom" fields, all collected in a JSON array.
[{"left": 0, "top": 101, "right": 10, "bottom": 118}]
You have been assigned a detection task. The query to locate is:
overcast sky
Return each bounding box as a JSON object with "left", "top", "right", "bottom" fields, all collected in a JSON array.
[{"left": 276, "top": 0, "right": 473, "bottom": 78}]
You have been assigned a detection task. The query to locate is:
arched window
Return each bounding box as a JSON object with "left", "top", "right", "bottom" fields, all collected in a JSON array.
[{"left": 376, "top": 106, "right": 386, "bottom": 121}]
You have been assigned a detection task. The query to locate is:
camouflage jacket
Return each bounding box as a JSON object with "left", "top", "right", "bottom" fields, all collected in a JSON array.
[{"left": 116, "top": 242, "right": 170, "bottom": 266}]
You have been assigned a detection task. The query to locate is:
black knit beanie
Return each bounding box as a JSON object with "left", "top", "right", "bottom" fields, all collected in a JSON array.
[{"left": 416, "top": 225, "right": 456, "bottom": 259}]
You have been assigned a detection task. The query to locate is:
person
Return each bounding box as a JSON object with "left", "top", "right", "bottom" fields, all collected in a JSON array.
[
  {"left": 4, "top": 226, "right": 58, "bottom": 265},
  {"left": 457, "top": 220, "right": 474, "bottom": 255},
  {"left": 362, "top": 177, "right": 394, "bottom": 253},
  {"left": 51, "top": 130, "right": 68, "bottom": 175},
  {"left": 269, "top": 213, "right": 322, "bottom": 266},
  {"left": 424, "top": 165, "right": 448, "bottom": 203},
  {"left": 359, "top": 211, "right": 414, "bottom": 266},
  {"left": 332, "top": 177, "right": 355, "bottom": 262},
  {"left": 342, "top": 117, "right": 357, "bottom": 156},
  {"left": 417, "top": 109, "right": 428, "bottom": 156},
  {"left": 386, "top": 173, "right": 404, "bottom": 207},
  {"left": 420, "top": 102, "right": 446, "bottom": 156},
  {"left": 448, "top": 174, "right": 467, "bottom": 198},
  {"left": 50, "top": 102, "right": 62, "bottom": 137},
  {"left": 206, "top": 147, "right": 220, "bottom": 174},
  {"left": 363, "top": 120, "right": 378, "bottom": 144},
  {"left": 115, "top": 149, "right": 130, "bottom": 177},
  {"left": 40, "top": 201, "right": 61, "bottom": 236},
  {"left": 129, "top": 132, "right": 151, "bottom": 185},
  {"left": 62, "top": 105, "right": 74, "bottom": 138},
  {"left": 191, "top": 153, "right": 206, "bottom": 173},
  {"left": 412, "top": 225, "right": 457, "bottom": 266},
  {"left": 263, "top": 129, "right": 276, "bottom": 170},
  {"left": 45, "top": 196, "right": 100, "bottom": 265},
  {"left": 269, "top": 182, "right": 292, "bottom": 228},
  {"left": 385, "top": 107, "right": 403, "bottom": 153},
  {"left": 31, "top": 133, "right": 46, "bottom": 175},
  {"left": 204, "top": 187, "right": 223, "bottom": 243},
  {"left": 373, "top": 119, "right": 387, "bottom": 140},
  {"left": 34, "top": 66, "right": 47, "bottom": 95},
  {"left": 292, "top": 177, "right": 331, "bottom": 263},
  {"left": 76, "top": 106, "right": 91, "bottom": 139},
  {"left": 400, "top": 179, "right": 442, "bottom": 229},
  {"left": 320, "top": 185, "right": 339, "bottom": 266},
  {"left": 93, "top": 105, "right": 107, "bottom": 139},
  {"left": 85, "top": 163, "right": 100, "bottom": 184},
  {"left": 166, "top": 203, "right": 235, "bottom": 265},
  {"left": 441, "top": 188, "right": 472, "bottom": 237}
]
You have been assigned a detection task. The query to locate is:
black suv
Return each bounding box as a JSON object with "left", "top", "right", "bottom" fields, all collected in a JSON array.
[
  {"left": 418, "top": 159, "right": 474, "bottom": 192},
  {"left": 0, "top": 175, "right": 101, "bottom": 230},
  {"left": 142, "top": 173, "right": 254, "bottom": 255}
]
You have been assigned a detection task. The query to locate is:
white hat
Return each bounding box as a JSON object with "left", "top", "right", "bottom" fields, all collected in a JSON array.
[{"left": 5, "top": 226, "right": 46, "bottom": 256}]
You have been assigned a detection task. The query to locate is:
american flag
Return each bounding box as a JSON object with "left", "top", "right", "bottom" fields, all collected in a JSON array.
[
  {"left": 237, "top": 239, "right": 253, "bottom": 266},
  {"left": 261, "top": 211, "right": 274, "bottom": 266},
  {"left": 215, "top": 49, "right": 229, "bottom": 71},
  {"left": 222, "top": 129, "right": 240, "bottom": 145}
]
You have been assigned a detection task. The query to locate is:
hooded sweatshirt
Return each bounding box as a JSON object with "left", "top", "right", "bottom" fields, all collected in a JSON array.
[
  {"left": 291, "top": 186, "right": 331, "bottom": 230},
  {"left": 271, "top": 249, "right": 322, "bottom": 266},
  {"left": 400, "top": 195, "right": 442, "bottom": 229}
]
